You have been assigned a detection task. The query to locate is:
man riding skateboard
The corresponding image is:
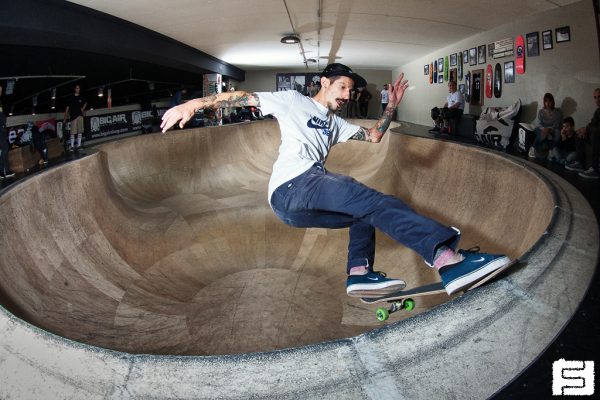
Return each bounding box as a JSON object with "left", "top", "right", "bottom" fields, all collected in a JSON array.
[{"left": 161, "top": 63, "right": 511, "bottom": 297}]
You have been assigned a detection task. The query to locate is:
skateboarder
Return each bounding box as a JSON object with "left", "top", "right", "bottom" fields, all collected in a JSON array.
[{"left": 161, "top": 63, "right": 511, "bottom": 297}]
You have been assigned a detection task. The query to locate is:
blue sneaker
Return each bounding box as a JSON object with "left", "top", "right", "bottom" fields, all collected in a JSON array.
[
  {"left": 346, "top": 271, "right": 406, "bottom": 297},
  {"left": 439, "top": 248, "right": 511, "bottom": 295}
]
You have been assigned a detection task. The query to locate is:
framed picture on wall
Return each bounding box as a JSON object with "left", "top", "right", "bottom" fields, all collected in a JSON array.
[
  {"left": 438, "top": 58, "right": 444, "bottom": 72},
  {"left": 542, "top": 30, "right": 553, "bottom": 50},
  {"left": 556, "top": 26, "right": 570, "bottom": 43},
  {"left": 471, "top": 69, "right": 484, "bottom": 106},
  {"left": 463, "top": 50, "right": 469, "bottom": 64},
  {"left": 439, "top": 75, "right": 444, "bottom": 84},
  {"left": 450, "top": 53, "right": 457, "bottom": 66},
  {"left": 449, "top": 68, "right": 457, "bottom": 83},
  {"left": 526, "top": 32, "right": 539, "bottom": 57},
  {"left": 477, "top": 45, "right": 486, "bottom": 64},
  {"left": 458, "top": 83, "right": 465, "bottom": 94},
  {"left": 469, "top": 48, "right": 477, "bottom": 66},
  {"left": 424, "top": 64, "right": 429, "bottom": 75},
  {"left": 504, "top": 61, "right": 515, "bottom": 83}
]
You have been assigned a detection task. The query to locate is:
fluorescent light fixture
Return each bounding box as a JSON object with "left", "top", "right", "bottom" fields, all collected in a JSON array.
[{"left": 281, "top": 35, "right": 300, "bottom": 44}]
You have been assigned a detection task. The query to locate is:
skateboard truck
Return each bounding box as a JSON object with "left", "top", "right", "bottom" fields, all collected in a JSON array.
[{"left": 376, "top": 298, "right": 415, "bottom": 321}]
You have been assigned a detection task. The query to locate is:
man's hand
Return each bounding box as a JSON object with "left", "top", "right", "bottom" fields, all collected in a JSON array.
[
  {"left": 161, "top": 101, "right": 198, "bottom": 132},
  {"left": 576, "top": 127, "right": 587, "bottom": 139},
  {"left": 387, "top": 72, "right": 409, "bottom": 107}
]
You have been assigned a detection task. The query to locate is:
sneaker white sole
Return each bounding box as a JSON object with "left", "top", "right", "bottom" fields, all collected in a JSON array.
[
  {"left": 346, "top": 280, "right": 407, "bottom": 297},
  {"left": 444, "top": 257, "right": 511, "bottom": 295}
]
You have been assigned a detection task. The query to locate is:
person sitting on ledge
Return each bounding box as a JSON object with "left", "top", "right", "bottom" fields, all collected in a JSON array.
[
  {"left": 160, "top": 62, "right": 511, "bottom": 297},
  {"left": 431, "top": 80, "right": 464, "bottom": 134}
]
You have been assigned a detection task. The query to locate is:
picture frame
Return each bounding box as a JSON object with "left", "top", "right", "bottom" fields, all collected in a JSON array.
[
  {"left": 504, "top": 61, "right": 515, "bottom": 83},
  {"left": 450, "top": 53, "right": 457, "bottom": 66},
  {"left": 463, "top": 50, "right": 469, "bottom": 64},
  {"left": 469, "top": 48, "right": 477, "bottom": 66},
  {"left": 439, "top": 75, "right": 444, "bottom": 84},
  {"left": 458, "top": 83, "right": 465, "bottom": 94},
  {"left": 449, "top": 68, "right": 457, "bottom": 83},
  {"left": 471, "top": 69, "right": 484, "bottom": 106},
  {"left": 438, "top": 58, "right": 444, "bottom": 72},
  {"left": 556, "top": 26, "right": 570, "bottom": 43},
  {"left": 477, "top": 45, "right": 486, "bottom": 64},
  {"left": 542, "top": 30, "right": 553, "bottom": 50},
  {"left": 424, "top": 64, "right": 429, "bottom": 75},
  {"left": 526, "top": 32, "right": 539, "bottom": 57}
]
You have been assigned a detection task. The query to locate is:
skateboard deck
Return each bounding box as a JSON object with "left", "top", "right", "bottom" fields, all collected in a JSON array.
[
  {"left": 361, "top": 259, "right": 519, "bottom": 321},
  {"left": 516, "top": 35, "right": 525, "bottom": 74},
  {"left": 433, "top": 60, "right": 438, "bottom": 83},
  {"left": 429, "top": 62, "right": 433, "bottom": 84},
  {"left": 465, "top": 71, "right": 471, "bottom": 103},
  {"left": 444, "top": 56, "right": 449, "bottom": 82},
  {"left": 494, "top": 63, "right": 502, "bottom": 98},
  {"left": 458, "top": 52, "right": 463, "bottom": 81},
  {"left": 485, "top": 64, "right": 493, "bottom": 98}
]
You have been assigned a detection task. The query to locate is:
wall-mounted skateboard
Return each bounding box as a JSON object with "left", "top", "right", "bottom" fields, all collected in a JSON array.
[
  {"left": 361, "top": 259, "right": 519, "bottom": 321},
  {"left": 494, "top": 63, "right": 502, "bottom": 98},
  {"left": 485, "top": 64, "right": 493, "bottom": 98},
  {"left": 429, "top": 62, "right": 433, "bottom": 84},
  {"left": 516, "top": 35, "right": 525, "bottom": 74},
  {"left": 444, "top": 56, "right": 449, "bottom": 82},
  {"left": 433, "top": 60, "right": 438, "bottom": 83}
]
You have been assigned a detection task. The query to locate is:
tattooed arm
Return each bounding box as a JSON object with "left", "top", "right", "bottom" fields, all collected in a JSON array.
[
  {"left": 350, "top": 73, "right": 409, "bottom": 143},
  {"left": 161, "top": 91, "right": 260, "bottom": 132}
]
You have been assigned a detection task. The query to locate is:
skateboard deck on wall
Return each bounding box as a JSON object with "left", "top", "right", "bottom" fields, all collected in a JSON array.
[
  {"left": 494, "top": 63, "right": 502, "bottom": 98},
  {"left": 465, "top": 71, "right": 471, "bottom": 103},
  {"left": 485, "top": 64, "right": 493, "bottom": 98},
  {"left": 429, "top": 62, "right": 433, "bottom": 84},
  {"left": 434, "top": 60, "right": 438, "bottom": 83},
  {"left": 458, "top": 52, "right": 463, "bottom": 81},
  {"left": 444, "top": 56, "right": 449, "bottom": 82},
  {"left": 516, "top": 35, "right": 525, "bottom": 74}
]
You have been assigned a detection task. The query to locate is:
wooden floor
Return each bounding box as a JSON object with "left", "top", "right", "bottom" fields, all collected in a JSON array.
[{"left": 0, "top": 120, "right": 554, "bottom": 355}]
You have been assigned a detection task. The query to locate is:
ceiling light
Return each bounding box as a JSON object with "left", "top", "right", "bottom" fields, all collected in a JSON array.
[
  {"left": 281, "top": 35, "right": 300, "bottom": 44},
  {"left": 98, "top": 86, "right": 104, "bottom": 97},
  {"left": 306, "top": 58, "right": 317, "bottom": 63},
  {"left": 51, "top": 87, "right": 56, "bottom": 99}
]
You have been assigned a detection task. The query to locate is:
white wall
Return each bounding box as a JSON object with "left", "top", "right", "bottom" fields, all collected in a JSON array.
[
  {"left": 238, "top": 68, "right": 394, "bottom": 119},
  {"left": 394, "top": 0, "right": 600, "bottom": 128}
]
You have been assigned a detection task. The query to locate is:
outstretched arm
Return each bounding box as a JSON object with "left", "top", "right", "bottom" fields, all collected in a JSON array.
[
  {"left": 161, "top": 91, "right": 260, "bottom": 132},
  {"left": 350, "top": 73, "right": 409, "bottom": 143}
]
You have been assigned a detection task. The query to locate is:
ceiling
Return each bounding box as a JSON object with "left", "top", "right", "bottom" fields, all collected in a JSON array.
[
  {"left": 1, "top": 0, "right": 583, "bottom": 116},
  {"left": 67, "top": 0, "right": 581, "bottom": 71}
]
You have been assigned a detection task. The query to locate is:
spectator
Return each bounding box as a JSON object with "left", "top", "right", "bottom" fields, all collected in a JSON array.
[
  {"left": 528, "top": 93, "right": 562, "bottom": 159},
  {"left": 63, "top": 84, "right": 87, "bottom": 152},
  {"left": 565, "top": 87, "right": 600, "bottom": 179},
  {"left": 431, "top": 81, "right": 464, "bottom": 134},
  {"left": 550, "top": 117, "right": 576, "bottom": 165},
  {"left": 357, "top": 86, "right": 372, "bottom": 118},
  {"left": 380, "top": 84, "right": 389, "bottom": 114}
]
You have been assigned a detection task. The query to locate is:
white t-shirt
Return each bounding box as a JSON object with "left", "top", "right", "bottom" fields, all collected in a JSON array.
[
  {"left": 446, "top": 91, "right": 465, "bottom": 110},
  {"left": 257, "top": 91, "right": 361, "bottom": 203},
  {"left": 381, "top": 89, "right": 389, "bottom": 104}
]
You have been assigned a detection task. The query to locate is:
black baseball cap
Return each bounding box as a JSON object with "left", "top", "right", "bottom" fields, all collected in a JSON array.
[{"left": 320, "top": 63, "right": 367, "bottom": 88}]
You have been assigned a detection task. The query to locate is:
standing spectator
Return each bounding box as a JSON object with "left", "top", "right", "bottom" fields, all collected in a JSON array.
[
  {"left": 566, "top": 88, "right": 600, "bottom": 179},
  {"left": 346, "top": 87, "right": 358, "bottom": 118},
  {"left": 380, "top": 84, "right": 389, "bottom": 114},
  {"left": 63, "top": 84, "right": 87, "bottom": 152},
  {"left": 0, "top": 85, "right": 15, "bottom": 179},
  {"left": 357, "top": 86, "right": 372, "bottom": 118}
]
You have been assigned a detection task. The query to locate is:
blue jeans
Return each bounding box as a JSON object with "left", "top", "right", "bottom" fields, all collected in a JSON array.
[{"left": 270, "top": 163, "right": 459, "bottom": 273}]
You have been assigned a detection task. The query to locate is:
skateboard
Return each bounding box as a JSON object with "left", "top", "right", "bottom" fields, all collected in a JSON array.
[
  {"left": 361, "top": 259, "right": 519, "bottom": 322},
  {"left": 494, "top": 63, "right": 502, "bottom": 98},
  {"left": 429, "top": 62, "right": 433, "bottom": 84},
  {"left": 516, "top": 35, "right": 525, "bottom": 74},
  {"left": 485, "top": 64, "right": 493, "bottom": 98},
  {"left": 465, "top": 71, "right": 471, "bottom": 103},
  {"left": 458, "top": 52, "right": 463, "bottom": 81},
  {"left": 444, "top": 56, "right": 449, "bottom": 82},
  {"left": 433, "top": 60, "right": 438, "bottom": 83}
]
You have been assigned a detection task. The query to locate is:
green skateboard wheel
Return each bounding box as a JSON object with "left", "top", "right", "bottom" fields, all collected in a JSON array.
[
  {"left": 376, "top": 307, "right": 389, "bottom": 322},
  {"left": 403, "top": 298, "right": 415, "bottom": 311}
]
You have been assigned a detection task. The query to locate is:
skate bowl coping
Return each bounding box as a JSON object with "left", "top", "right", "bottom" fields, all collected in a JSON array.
[{"left": 0, "top": 119, "right": 597, "bottom": 399}]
